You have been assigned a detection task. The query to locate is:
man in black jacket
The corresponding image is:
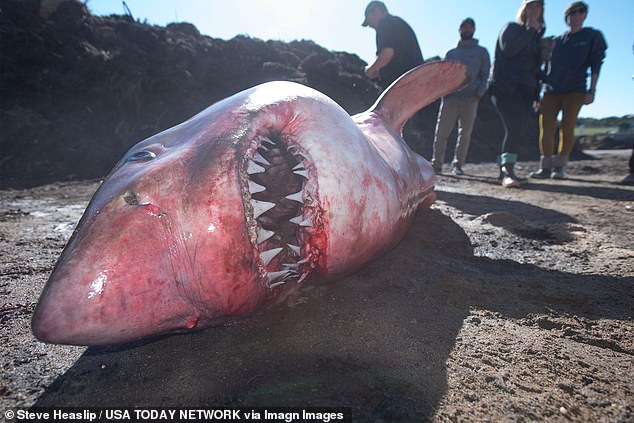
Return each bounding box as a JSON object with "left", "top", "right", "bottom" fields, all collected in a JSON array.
[{"left": 362, "top": 1, "right": 423, "bottom": 90}]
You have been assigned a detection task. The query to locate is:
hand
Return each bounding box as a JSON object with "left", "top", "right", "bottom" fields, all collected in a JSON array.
[
  {"left": 532, "top": 100, "right": 542, "bottom": 112},
  {"left": 584, "top": 92, "right": 595, "bottom": 105},
  {"left": 365, "top": 65, "right": 379, "bottom": 80}
]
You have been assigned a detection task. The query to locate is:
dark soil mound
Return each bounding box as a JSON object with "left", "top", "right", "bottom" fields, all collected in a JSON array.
[{"left": 1, "top": 0, "right": 538, "bottom": 189}]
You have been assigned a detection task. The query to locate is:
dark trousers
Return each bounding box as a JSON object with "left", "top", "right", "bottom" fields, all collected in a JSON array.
[{"left": 490, "top": 88, "right": 534, "bottom": 165}]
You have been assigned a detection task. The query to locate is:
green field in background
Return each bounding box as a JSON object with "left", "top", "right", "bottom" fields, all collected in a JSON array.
[{"left": 574, "top": 126, "right": 619, "bottom": 136}]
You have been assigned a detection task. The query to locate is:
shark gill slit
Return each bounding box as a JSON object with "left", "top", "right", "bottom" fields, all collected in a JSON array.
[{"left": 244, "top": 133, "right": 313, "bottom": 288}]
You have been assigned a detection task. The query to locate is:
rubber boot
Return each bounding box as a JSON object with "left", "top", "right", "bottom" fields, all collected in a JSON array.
[
  {"left": 551, "top": 155, "right": 568, "bottom": 179},
  {"left": 500, "top": 163, "right": 527, "bottom": 188},
  {"left": 530, "top": 155, "right": 552, "bottom": 179}
]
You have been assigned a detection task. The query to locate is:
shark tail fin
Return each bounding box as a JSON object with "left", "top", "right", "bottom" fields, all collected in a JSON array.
[{"left": 370, "top": 60, "right": 468, "bottom": 132}]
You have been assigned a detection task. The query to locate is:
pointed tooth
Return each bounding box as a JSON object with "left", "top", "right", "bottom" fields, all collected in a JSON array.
[
  {"left": 290, "top": 215, "right": 312, "bottom": 227},
  {"left": 262, "top": 137, "right": 276, "bottom": 146},
  {"left": 283, "top": 263, "right": 299, "bottom": 269},
  {"left": 267, "top": 270, "right": 292, "bottom": 284},
  {"left": 257, "top": 227, "right": 275, "bottom": 243},
  {"left": 285, "top": 191, "right": 303, "bottom": 203},
  {"left": 293, "top": 169, "right": 309, "bottom": 178},
  {"left": 251, "top": 200, "right": 275, "bottom": 218},
  {"left": 252, "top": 152, "right": 270, "bottom": 165},
  {"left": 297, "top": 272, "right": 309, "bottom": 283},
  {"left": 247, "top": 161, "right": 265, "bottom": 175},
  {"left": 297, "top": 257, "right": 310, "bottom": 265},
  {"left": 259, "top": 247, "right": 283, "bottom": 266},
  {"left": 269, "top": 281, "right": 287, "bottom": 288},
  {"left": 292, "top": 162, "right": 305, "bottom": 171},
  {"left": 259, "top": 144, "right": 270, "bottom": 152},
  {"left": 287, "top": 244, "right": 301, "bottom": 255},
  {"left": 248, "top": 180, "right": 266, "bottom": 194}
]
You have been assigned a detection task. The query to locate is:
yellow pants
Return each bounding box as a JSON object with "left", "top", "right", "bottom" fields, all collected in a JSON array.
[{"left": 539, "top": 92, "right": 586, "bottom": 158}]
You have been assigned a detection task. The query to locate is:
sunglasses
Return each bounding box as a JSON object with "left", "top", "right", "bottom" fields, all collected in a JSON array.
[{"left": 567, "top": 8, "right": 586, "bottom": 17}]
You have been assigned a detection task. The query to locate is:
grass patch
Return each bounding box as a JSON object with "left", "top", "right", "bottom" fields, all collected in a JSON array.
[{"left": 575, "top": 126, "right": 619, "bottom": 136}]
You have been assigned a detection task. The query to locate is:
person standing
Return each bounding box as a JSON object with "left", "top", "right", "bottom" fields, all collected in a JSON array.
[
  {"left": 362, "top": 1, "right": 423, "bottom": 90},
  {"left": 531, "top": 1, "right": 607, "bottom": 179},
  {"left": 489, "top": 0, "right": 545, "bottom": 188},
  {"left": 431, "top": 18, "right": 490, "bottom": 175}
]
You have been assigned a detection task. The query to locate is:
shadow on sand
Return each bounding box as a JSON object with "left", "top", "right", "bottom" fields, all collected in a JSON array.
[{"left": 32, "top": 201, "right": 633, "bottom": 421}]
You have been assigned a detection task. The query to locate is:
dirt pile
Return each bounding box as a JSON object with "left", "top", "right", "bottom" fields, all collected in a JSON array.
[{"left": 2, "top": 0, "right": 537, "bottom": 188}]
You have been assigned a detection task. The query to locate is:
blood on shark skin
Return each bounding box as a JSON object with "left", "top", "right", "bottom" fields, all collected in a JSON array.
[{"left": 32, "top": 61, "right": 467, "bottom": 346}]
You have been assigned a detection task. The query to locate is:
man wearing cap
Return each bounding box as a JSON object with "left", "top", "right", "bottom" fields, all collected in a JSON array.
[
  {"left": 362, "top": 1, "right": 423, "bottom": 90},
  {"left": 431, "top": 18, "right": 490, "bottom": 175}
]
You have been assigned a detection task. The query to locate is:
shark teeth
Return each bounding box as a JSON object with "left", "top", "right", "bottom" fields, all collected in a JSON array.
[
  {"left": 247, "top": 161, "right": 265, "bottom": 175},
  {"left": 261, "top": 137, "right": 276, "bottom": 147},
  {"left": 297, "top": 256, "right": 310, "bottom": 265},
  {"left": 257, "top": 227, "right": 275, "bottom": 243},
  {"left": 251, "top": 200, "right": 275, "bottom": 219},
  {"left": 252, "top": 152, "right": 271, "bottom": 165},
  {"left": 289, "top": 215, "right": 312, "bottom": 227},
  {"left": 248, "top": 180, "right": 266, "bottom": 194},
  {"left": 285, "top": 191, "right": 303, "bottom": 203},
  {"left": 267, "top": 270, "right": 293, "bottom": 285},
  {"left": 244, "top": 134, "right": 316, "bottom": 290},
  {"left": 289, "top": 215, "right": 303, "bottom": 224},
  {"left": 259, "top": 247, "right": 283, "bottom": 266}
]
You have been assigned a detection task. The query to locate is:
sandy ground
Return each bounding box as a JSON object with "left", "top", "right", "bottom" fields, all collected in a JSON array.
[{"left": 1, "top": 151, "right": 633, "bottom": 422}]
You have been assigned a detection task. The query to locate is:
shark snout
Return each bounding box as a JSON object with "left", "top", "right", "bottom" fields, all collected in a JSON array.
[{"left": 32, "top": 200, "right": 197, "bottom": 345}]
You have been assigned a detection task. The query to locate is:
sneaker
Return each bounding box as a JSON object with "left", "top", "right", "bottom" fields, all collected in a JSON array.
[
  {"left": 451, "top": 164, "right": 464, "bottom": 176},
  {"left": 551, "top": 167, "right": 566, "bottom": 179},
  {"left": 530, "top": 168, "right": 551, "bottom": 179}
]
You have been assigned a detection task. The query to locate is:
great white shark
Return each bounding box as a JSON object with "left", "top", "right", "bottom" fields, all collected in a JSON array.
[{"left": 32, "top": 61, "right": 467, "bottom": 345}]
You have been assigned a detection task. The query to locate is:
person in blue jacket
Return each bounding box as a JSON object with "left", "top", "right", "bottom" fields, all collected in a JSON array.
[
  {"left": 489, "top": 0, "right": 546, "bottom": 188},
  {"left": 531, "top": 1, "right": 607, "bottom": 179}
]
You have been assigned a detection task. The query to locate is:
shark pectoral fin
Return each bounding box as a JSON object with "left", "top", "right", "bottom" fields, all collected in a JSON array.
[{"left": 370, "top": 60, "right": 468, "bottom": 132}]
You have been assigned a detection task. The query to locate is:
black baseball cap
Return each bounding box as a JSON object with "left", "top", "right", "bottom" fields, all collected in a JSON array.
[{"left": 362, "top": 1, "right": 387, "bottom": 27}]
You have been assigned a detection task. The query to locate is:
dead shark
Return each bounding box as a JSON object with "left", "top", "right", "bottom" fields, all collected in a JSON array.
[{"left": 32, "top": 61, "right": 466, "bottom": 345}]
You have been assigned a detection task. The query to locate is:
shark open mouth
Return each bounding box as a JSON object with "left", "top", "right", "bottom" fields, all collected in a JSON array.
[{"left": 241, "top": 133, "right": 319, "bottom": 288}]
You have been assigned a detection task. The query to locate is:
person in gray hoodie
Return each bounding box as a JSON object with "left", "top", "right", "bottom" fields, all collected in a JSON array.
[{"left": 432, "top": 18, "right": 490, "bottom": 175}]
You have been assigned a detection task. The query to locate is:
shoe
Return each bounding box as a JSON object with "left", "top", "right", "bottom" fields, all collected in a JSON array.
[
  {"left": 502, "top": 175, "right": 522, "bottom": 188},
  {"left": 620, "top": 173, "right": 634, "bottom": 185},
  {"left": 551, "top": 167, "right": 566, "bottom": 179},
  {"left": 500, "top": 164, "right": 527, "bottom": 188},
  {"left": 432, "top": 164, "right": 443, "bottom": 174},
  {"left": 532, "top": 156, "right": 553, "bottom": 179},
  {"left": 530, "top": 168, "right": 551, "bottom": 179},
  {"left": 451, "top": 164, "right": 464, "bottom": 175}
]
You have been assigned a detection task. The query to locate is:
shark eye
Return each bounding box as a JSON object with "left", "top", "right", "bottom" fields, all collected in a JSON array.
[{"left": 127, "top": 150, "right": 156, "bottom": 162}]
